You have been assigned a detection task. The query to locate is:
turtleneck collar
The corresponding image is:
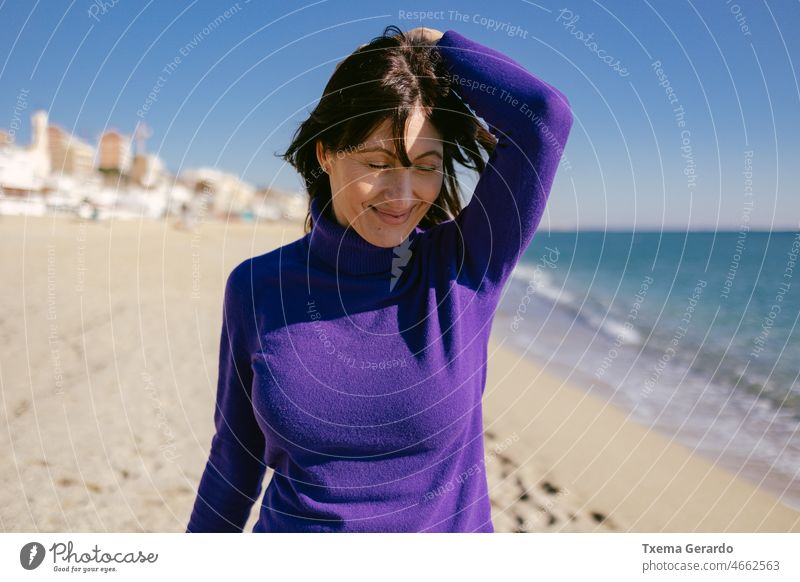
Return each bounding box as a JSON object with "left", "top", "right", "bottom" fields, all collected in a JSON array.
[{"left": 306, "top": 196, "right": 423, "bottom": 276}]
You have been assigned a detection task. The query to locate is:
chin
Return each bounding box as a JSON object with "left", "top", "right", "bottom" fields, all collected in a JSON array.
[
  {"left": 363, "top": 230, "right": 406, "bottom": 248},
  {"left": 359, "top": 220, "right": 418, "bottom": 248},
  {"left": 353, "top": 208, "right": 427, "bottom": 247}
]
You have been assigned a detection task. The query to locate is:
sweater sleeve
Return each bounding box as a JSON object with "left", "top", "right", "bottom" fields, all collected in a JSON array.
[
  {"left": 435, "top": 30, "right": 573, "bottom": 294},
  {"left": 186, "top": 265, "right": 267, "bottom": 533}
]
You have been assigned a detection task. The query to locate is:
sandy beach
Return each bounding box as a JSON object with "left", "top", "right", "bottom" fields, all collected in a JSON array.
[{"left": 0, "top": 213, "right": 797, "bottom": 533}]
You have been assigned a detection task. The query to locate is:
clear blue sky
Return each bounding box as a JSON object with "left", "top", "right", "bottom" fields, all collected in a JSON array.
[{"left": 1, "top": 0, "right": 797, "bottom": 229}]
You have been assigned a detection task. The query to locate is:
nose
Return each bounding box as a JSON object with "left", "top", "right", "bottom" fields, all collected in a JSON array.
[{"left": 380, "top": 167, "right": 416, "bottom": 213}]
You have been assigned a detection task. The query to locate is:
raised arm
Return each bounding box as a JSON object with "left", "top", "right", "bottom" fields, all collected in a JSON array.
[
  {"left": 435, "top": 30, "right": 573, "bottom": 295},
  {"left": 186, "top": 264, "right": 266, "bottom": 532}
]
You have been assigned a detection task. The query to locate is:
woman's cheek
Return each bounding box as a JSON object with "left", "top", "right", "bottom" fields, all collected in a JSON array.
[
  {"left": 349, "top": 164, "right": 381, "bottom": 186},
  {"left": 354, "top": 172, "right": 381, "bottom": 193},
  {"left": 417, "top": 172, "right": 443, "bottom": 200}
]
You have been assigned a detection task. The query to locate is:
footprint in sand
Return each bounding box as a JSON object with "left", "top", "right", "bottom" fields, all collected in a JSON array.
[
  {"left": 483, "top": 429, "right": 618, "bottom": 532},
  {"left": 56, "top": 477, "right": 103, "bottom": 494},
  {"left": 13, "top": 399, "right": 30, "bottom": 417}
]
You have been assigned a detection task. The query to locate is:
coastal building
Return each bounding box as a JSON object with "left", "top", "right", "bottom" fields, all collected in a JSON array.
[
  {"left": 0, "top": 109, "right": 50, "bottom": 194},
  {"left": 252, "top": 187, "right": 306, "bottom": 222},
  {"left": 131, "top": 153, "right": 165, "bottom": 189},
  {"left": 179, "top": 167, "right": 255, "bottom": 217},
  {"left": 97, "top": 129, "right": 132, "bottom": 174},
  {"left": 47, "top": 124, "right": 95, "bottom": 176}
]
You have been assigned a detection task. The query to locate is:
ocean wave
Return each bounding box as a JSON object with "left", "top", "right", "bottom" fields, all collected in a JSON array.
[{"left": 508, "top": 263, "right": 644, "bottom": 346}]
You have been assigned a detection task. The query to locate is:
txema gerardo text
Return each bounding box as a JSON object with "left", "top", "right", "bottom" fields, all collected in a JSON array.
[{"left": 643, "top": 543, "right": 734, "bottom": 554}]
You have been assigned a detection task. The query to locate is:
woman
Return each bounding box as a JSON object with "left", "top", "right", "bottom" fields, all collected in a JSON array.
[{"left": 187, "top": 25, "right": 573, "bottom": 533}]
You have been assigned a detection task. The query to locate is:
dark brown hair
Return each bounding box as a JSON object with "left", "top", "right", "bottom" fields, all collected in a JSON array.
[{"left": 279, "top": 25, "right": 497, "bottom": 233}]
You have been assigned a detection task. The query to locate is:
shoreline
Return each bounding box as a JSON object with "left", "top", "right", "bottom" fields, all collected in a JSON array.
[
  {"left": 483, "top": 335, "right": 800, "bottom": 532},
  {"left": 0, "top": 214, "right": 796, "bottom": 532}
]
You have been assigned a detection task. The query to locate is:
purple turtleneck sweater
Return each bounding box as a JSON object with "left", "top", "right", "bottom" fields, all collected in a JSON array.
[{"left": 186, "top": 29, "right": 573, "bottom": 533}]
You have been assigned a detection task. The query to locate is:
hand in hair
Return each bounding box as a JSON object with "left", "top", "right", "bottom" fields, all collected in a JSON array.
[{"left": 406, "top": 27, "right": 444, "bottom": 44}]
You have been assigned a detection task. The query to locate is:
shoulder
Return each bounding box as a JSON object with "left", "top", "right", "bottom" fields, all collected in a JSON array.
[
  {"left": 226, "top": 235, "right": 307, "bottom": 297},
  {"left": 221, "top": 236, "right": 308, "bottom": 337}
]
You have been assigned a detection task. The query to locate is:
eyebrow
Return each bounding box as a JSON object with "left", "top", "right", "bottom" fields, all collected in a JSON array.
[{"left": 359, "top": 146, "right": 443, "bottom": 160}]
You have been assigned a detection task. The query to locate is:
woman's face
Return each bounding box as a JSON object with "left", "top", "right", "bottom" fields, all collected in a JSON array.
[{"left": 316, "top": 108, "right": 444, "bottom": 248}]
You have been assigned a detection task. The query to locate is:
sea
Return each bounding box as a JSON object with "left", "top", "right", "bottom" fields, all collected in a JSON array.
[{"left": 492, "top": 230, "right": 800, "bottom": 510}]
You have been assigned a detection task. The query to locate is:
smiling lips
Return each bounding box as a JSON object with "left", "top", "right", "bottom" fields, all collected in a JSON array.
[{"left": 370, "top": 205, "right": 412, "bottom": 225}]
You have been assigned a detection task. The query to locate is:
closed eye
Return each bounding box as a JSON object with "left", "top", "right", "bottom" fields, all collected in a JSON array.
[{"left": 367, "top": 163, "right": 439, "bottom": 172}]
